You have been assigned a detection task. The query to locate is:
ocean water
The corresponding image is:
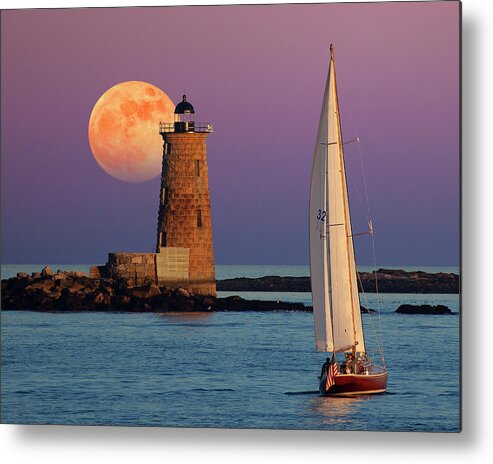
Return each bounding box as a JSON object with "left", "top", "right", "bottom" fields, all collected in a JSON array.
[
  {"left": 0, "top": 264, "right": 460, "bottom": 281},
  {"left": 1, "top": 265, "right": 460, "bottom": 431}
]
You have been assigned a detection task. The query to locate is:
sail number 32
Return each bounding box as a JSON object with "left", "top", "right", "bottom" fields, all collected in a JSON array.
[{"left": 316, "top": 210, "right": 326, "bottom": 222}]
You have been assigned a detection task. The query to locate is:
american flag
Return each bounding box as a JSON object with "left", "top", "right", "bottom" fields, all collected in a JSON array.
[{"left": 325, "top": 361, "right": 338, "bottom": 391}]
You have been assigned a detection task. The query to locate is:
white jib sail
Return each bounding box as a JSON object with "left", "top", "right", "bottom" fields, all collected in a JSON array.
[{"left": 310, "top": 48, "right": 365, "bottom": 354}]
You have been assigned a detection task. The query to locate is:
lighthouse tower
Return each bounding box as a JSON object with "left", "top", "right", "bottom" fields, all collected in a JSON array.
[{"left": 155, "top": 95, "right": 216, "bottom": 296}]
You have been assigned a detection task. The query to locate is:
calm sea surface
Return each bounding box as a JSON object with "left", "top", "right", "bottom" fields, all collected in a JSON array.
[{"left": 1, "top": 265, "right": 460, "bottom": 431}]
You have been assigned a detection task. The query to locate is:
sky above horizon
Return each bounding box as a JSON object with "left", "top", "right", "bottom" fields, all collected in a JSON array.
[{"left": 1, "top": 2, "right": 460, "bottom": 266}]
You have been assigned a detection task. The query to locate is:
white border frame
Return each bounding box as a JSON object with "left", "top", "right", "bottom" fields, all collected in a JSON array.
[{"left": 1, "top": 1, "right": 491, "bottom": 463}]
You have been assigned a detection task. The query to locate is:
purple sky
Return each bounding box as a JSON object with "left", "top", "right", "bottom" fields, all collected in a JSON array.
[{"left": 1, "top": 2, "right": 459, "bottom": 266}]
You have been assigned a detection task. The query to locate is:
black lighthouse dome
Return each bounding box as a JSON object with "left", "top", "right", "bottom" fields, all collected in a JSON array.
[
  {"left": 173, "top": 95, "right": 195, "bottom": 132},
  {"left": 174, "top": 95, "right": 195, "bottom": 114},
  {"left": 159, "top": 93, "right": 211, "bottom": 134}
]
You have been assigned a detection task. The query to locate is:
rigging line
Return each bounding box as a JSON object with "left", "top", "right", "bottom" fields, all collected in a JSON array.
[
  {"left": 357, "top": 271, "right": 385, "bottom": 364},
  {"left": 357, "top": 149, "right": 385, "bottom": 366},
  {"left": 345, "top": 107, "right": 372, "bottom": 220},
  {"left": 356, "top": 138, "right": 385, "bottom": 361},
  {"left": 356, "top": 136, "right": 373, "bottom": 222},
  {"left": 342, "top": 140, "right": 380, "bottom": 352},
  {"left": 344, "top": 144, "right": 372, "bottom": 227},
  {"left": 371, "top": 237, "right": 385, "bottom": 364},
  {"left": 346, "top": 113, "right": 385, "bottom": 366}
]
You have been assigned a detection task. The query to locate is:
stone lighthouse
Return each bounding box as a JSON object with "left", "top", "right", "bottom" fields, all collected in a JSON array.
[
  {"left": 155, "top": 95, "right": 216, "bottom": 296},
  {"left": 92, "top": 95, "right": 216, "bottom": 296}
]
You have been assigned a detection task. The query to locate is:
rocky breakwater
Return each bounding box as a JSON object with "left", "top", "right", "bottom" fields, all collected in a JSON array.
[
  {"left": 395, "top": 304, "right": 454, "bottom": 315},
  {"left": 359, "top": 269, "right": 459, "bottom": 294},
  {"left": 1, "top": 267, "right": 309, "bottom": 312},
  {"left": 216, "top": 268, "right": 460, "bottom": 294}
]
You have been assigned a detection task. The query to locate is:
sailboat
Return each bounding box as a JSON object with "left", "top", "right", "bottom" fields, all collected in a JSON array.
[{"left": 309, "top": 45, "right": 387, "bottom": 396}]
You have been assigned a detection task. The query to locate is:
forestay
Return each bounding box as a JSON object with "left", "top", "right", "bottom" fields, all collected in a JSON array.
[{"left": 309, "top": 47, "right": 365, "bottom": 354}]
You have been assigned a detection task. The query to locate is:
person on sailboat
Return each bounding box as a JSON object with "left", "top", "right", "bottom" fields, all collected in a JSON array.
[
  {"left": 321, "top": 355, "right": 337, "bottom": 377},
  {"left": 320, "top": 357, "right": 330, "bottom": 377},
  {"left": 343, "top": 353, "right": 352, "bottom": 373},
  {"left": 343, "top": 352, "right": 358, "bottom": 374}
]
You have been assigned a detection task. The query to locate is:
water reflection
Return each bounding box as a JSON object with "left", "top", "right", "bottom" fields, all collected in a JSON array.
[
  {"left": 155, "top": 311, "right": 214, "bottom": 323},
  {"left": 308, "top": 395, "right": 365, "bottom": 426}
]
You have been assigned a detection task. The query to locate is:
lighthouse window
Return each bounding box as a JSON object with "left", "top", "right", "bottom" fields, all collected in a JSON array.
[
  {"left": 195, "top": 160, "right": 200, "bottom": 176},
  {"left": 197, "top": 209, "right": 202, "bottom": 228}
]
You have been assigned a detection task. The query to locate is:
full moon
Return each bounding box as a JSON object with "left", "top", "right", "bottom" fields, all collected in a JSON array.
[{"left": 88, "top": 81, "right": 175, "bottom": 182}]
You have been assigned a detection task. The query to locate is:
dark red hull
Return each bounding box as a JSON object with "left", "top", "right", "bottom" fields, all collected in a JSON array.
[{"left": 320, "top": 369, "right": 388, "bottom": 396}]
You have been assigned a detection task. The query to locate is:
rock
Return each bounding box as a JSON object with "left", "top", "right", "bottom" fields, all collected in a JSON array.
[
  {"left": 16, "top": 272, "right": 30, "bottom": 279},
  {"left": 395, "top": 304, "right": 453, "bottom": 315},
  {"left": 128, "top": 283, "right": 161, "bottom": 299},
  {"left": 142, "top": 277, "right": 155, "bottom": 286},
  {"left": 23, "top": 285, "right": 37, "bottom": 297},
  {"left": 202, "top": 296, "right": 216, "bottom": 308},
  {"left": 65, "top": 271, "right": 87, "bottom": 278},
  {"left": 159, "top": 287, "right": 173, "bottom": 297},
  {"left": 31, "top": 272, "right": 41, "bottom": 280},
  {"left": 117, "top": 281, "right": 129, "bottom": 294},
  {"left": 147, "top": 284, "right": 161, "bottom": 298},
  {"left": 57, "top": 291, "right": 88, "bottom": 310},
  {"left": 175, "top": 288, "right": 190, "bottom": 299},
  {"left": 111, "top": 295, "right": 131, "bottom": 308},
  {"left": 148, "top": 293, "right": 170, "bottom": 310},
  {"left": 66, "top": 282, "right": 84, "bottom": 293},
  {"left": 170, "top": 297, "right": 195, "bottom": 311},
  {"left": 31, "top": 280, "right": 54, "bottom": 291},
  {"left": 41, "top": 266, "right": 55, "bottom": 277},
  {"left": 93, "top": 292, "right": 106, "bottom": 305},
  {"left": 58, "top": 277, "right": 76, "bottom": 289},
  {"left": 65, "top": 286, "right": 78, "bottom": 294},
  {"left": 103, "top": 286, "right": 114, "bottom": 297},
  {"left": 216, "top": 295, "right": 311, "bottom": 312},
  {"left": 184, "top": 299, "right": 197, "bottom": 310},
  {"left": 89, "top": 266, "right": 101, "bottom": 279}
]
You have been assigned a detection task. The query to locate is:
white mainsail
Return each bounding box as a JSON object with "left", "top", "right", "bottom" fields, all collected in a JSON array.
[
  {"left": 309, "top": 58, "right": 332, "bottom": 352},
  {"left": 309, "top": 46, "right": 365, "bottom": 354}
]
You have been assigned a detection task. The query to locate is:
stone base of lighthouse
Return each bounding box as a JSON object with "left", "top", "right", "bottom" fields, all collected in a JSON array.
[{"left": 92, "top": 249, "right": 215, "bottom": 297}]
